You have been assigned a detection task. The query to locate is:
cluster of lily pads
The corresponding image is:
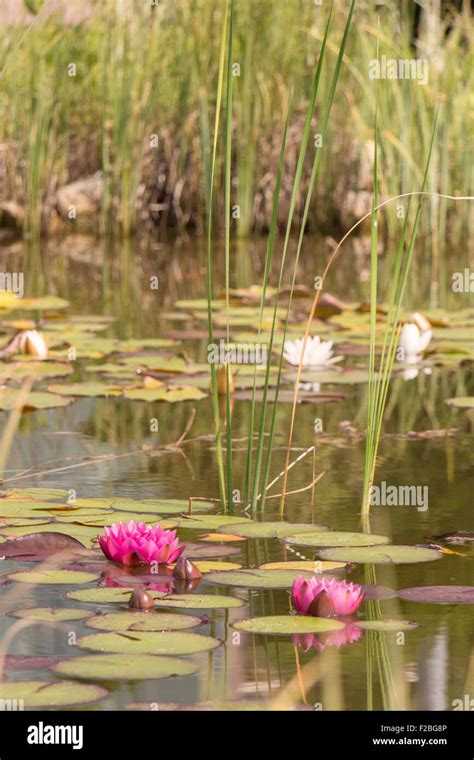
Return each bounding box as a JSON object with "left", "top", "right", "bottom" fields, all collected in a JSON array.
[
  {"left": 0, "top": 485, "right": 472, "bottom": 709},
  {"left": 0, "top": 291, "right": 472, "bottom": 411}
]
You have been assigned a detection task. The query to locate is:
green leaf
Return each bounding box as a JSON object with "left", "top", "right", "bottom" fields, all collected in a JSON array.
[
  {"left": 0, "top": 680, "right": 106, "bottom": 707},
  {"left": 7, "top": 607, "right": 90, "bottom": 622},
  {"left": 317, "top": 545, "right": 442, "bottom": 564},
  {"left": 218, "top": 521, "right": 328, "bottom": 538},
  {"left": 8, "top": 569, "right": 99, "bottom": 585},
  {"left": 285, "top": 531, "right": 390, "bottom": 548},
  {"left": 233, "top": 615, "right": 345, "bottom": 635},
  {"left": 85, "top": 611, "right": 199, "bottom": 631},
  {"left": 206, "top": 568, "right": 323, "bottom": 589},
  {"left": 51, "top": 653, "right": 197, "bottom": 681},
  {"left": 152, "top": 593, "right": 243, "bottom": 610},
  {"left": 77, "top": 630, "right": 221, "bottom": 655},
  {"left": 66, "top": 587, "right": 166, "bottom": 604}
]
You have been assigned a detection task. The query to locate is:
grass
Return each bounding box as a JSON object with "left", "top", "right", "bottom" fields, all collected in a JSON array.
[{"left": 0, "top": 0, "right": 472, "bottom": 257}]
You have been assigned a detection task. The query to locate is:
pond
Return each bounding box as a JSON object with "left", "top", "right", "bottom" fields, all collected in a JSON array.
[{"left": 0, "top": 235, "right": 472, "bottom": 711}]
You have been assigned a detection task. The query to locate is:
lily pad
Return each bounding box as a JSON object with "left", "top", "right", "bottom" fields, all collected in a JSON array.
[
  {"left": 85, "top": 611, "right": 200, "bottom": 631},
  {"left": 357, "top": 620, "right": 419, "bottom": 632},
  {"left": 4, "top": 487, "right": 69, "bottom": 500},
  {"left": 8, "top": 569, "right": 99, "bottom": 585},
  {"left": 0, "top": 680, "right": 106, "bottom": 707},
  {"left": 397, "top": 586, "right": 474, "bottom": 604},
  {"left": 317, "top": 545, "right": 442, "bottom": 564},
  {"left": 445, "top": 396, "right": 474, "bottom": 409},
  {"left": 2, "top": 362, "right": 73, "bottom": 380},
  {"left": 120, "top": 498, "right": 215, "bottom": 515},
  {"left": 0, "top": 389, "right": 73, "bottom": 411},
  {"left": 48, "top": 382, "right": 124, "bottom": 397},
  {"left": 77, "top": 630, "right": 220, "bottom": 655},
  {"left": 153, "top": 594, "right": 244, "bottom": 610},
  {"left": 175, "top": 515, "right": 252, "bottom": 531},
  {"left": 232, "top": 615, "right": 345, "bottom": 636},
  {"left": 206, "top": 568, "right": 322, "bottom": 589},
  {"left": 285, "top": 531, "right": 390, "bottom": 548},
  {"left": 218, "top": 521, "right": 328, "bottom": 539},
  {"left": 66, "top": 587, "right": 166, "bottom": 604},
  {"left": 7, "top": 607, "right": 90, "bottom": 622},
  {"left": 51, "top": 654, "right": 197, "bottom": 681},
  {"left": 0, "top": 531, "right": 86, "bottom": 560},
  {"left": 122, "top": 386, "right": 207, "bottom": 402},
  {"left": 259, "top": 560, "right": 347, "bottom": 572}
]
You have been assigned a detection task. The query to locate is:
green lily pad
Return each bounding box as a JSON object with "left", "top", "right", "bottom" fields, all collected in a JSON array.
[
  {"left": 77, "top": 513, "right": 176, "bottom": 529},
  {"left": 317, "top": 545, "right": 442, "bottom": 564},
  {"left": 0, "top": 523, "right": 97, "bottom": 546},
  {"left": 233, "top": 615, "right": 345, "bottom": 635},
  {"left": 138, "top": 499, "right": 215, "bottom": 514},
  {"left": 66, "top": 587, "right": 166, "bottom": 604},
  {"left": 0, "top": 389, "right": 73, "bottom": 411},
  {"left": 8, "top": 569, "right": 99, "bottom": 585},
  {"left": 445, "top": 396, "right": 474, "bottom": 409},
  {"left": 48, "top": 383, "right": 124, "bottom": 397},
  {"left": 85, "top": 611, "right": 199, "bottom": 631},
  {"left": 259, "top": 560, "right": 347, "bottom": 572},
  {"left": 0, "top": 680, "right": 106, "bottom": 707},
  {"left": 7, "top": 607, "right": 90, "bottom": 622},
  {"left": 206, "top": 568, "right": 322, "bottom": 589},
  {"left": 14, "top": 296, "right": 70, "bottom": 311},
  {"left": 153, "top": 594, "right": 244, "bottom": 610},
  {"left": 218, "top": 521, "right": 328, "bottom": 539},
  {"left": 2, "top": 362, "right": 73, "bottom": 380},
  {"left": 175, "top": 515, "right": 252, "bottom": 531},
  {"left": 357, "top": 620, "right": 419, "bottom": 632},
  {"left": 77, "top": 630, "right": 220, "bottom": 655},
  {"left": 285, "top": 531, "right": 390, "bottom": 548},
  {"left": 51, "top": 653, "right": 197, "bottom": 681}
]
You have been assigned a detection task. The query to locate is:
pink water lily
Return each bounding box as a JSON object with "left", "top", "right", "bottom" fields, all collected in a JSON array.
[
  {"left": 292, "top": 576, "right": 365, "bottom": 618},
  {"left": 98, "top": 520, "right": 185, "bottom": 567}
]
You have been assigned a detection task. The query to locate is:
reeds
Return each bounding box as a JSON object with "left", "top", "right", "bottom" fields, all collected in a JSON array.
[{"left": 0, "top": 1, "right": 471, "bottom": 252}]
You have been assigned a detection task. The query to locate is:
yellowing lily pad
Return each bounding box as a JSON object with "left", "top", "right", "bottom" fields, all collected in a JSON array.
[
  {"left": 285, "top": 531, "right": 390, "bottom": 548},
  {"left": 123, "top": 498, "right": 215, "bottom": 515},
  {"left": 0, "top": 680, "right": 106, "bottom": 707},
  {"left": 51, "top": 653, "right": 197, "bottom": 681},
  {"left": 85, "top": 611, "right": 199, "bottom": 631},
  {"left": 218, "top": 521, "right": 328, "bottom": 539},
  {"left": 317, "top": 545, "right": 442, "bottom": 564},
  {"left": 2, "top": 362, "right": 73, "bottom": 380},
  {"left": 77, "top": 630, "right": 220, "bottom": 655},
  {"left": 122, "top": 386, "right": 207, "bottom": 402},
  {"left": 233, "top": 615, "right": 345, "bottom": 635},
  {"left": 8, "top": 569, "right": 99, "bottom": 585}
]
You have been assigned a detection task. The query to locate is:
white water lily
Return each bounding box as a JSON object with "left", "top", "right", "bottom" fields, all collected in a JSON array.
[
  {"left": 398, "top": 315, "right": 432, "bottom": 365},
  {"left": 283, "top": 336, "right": 339, "bottom": 368},
  {"left": 18, "top": 330, "right": 48, "bottom": 360}
]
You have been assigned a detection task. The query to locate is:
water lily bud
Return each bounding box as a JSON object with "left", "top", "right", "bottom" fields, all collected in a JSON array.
[
  {"left": 172, "top": 556, "right": 202, "bottom": 580},
  {"left": 412, "top": 312, "right": 431, "bottom": 334},
  {"left": 18, "top": 330, "right": 48, "bottom": 359},
  {"left": 216, "top": 365, "right": 234, "bottom": 395},
  {"left": 128, "top": 587, "right": 155, "bottom": 610}
]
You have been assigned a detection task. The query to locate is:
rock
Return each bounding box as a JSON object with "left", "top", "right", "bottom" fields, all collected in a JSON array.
[{"left": 55, "top": 172, "right": 103, "bottom": 219}]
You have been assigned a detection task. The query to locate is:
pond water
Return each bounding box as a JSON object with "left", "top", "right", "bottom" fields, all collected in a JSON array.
[{"left": 0, "top": 235, "right": 472, "bottom": 711}]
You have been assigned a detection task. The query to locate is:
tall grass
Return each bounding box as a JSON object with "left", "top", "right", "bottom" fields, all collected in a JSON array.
[{"left": 0, "top": 0, "right": 471, "bottom": 256}]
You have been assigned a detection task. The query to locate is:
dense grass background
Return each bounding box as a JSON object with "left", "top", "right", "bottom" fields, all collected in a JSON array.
[{"left": 0, "top": 0, "right": 472, "bottom": 248}]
